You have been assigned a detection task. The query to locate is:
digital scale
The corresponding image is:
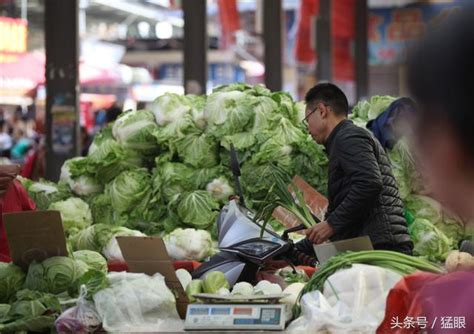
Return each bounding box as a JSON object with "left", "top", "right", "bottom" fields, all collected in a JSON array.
[{"left": 184, "top": 294, "right": 287, "bottom": 331}]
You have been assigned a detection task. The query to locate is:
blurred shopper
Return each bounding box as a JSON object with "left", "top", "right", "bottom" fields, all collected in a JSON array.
[
  {"left": 105, "top": 103, "right": 122, "bottom": 124},
  {"left": 10, "top": 129, "right": 32, "bottom": 164},
  {"left": 0, "top": 164, "right": 36, "bottom": 262},
  {"left": 94, "top": 108, "right": 107, "bottom": 133},
  {"left": 367, "top": 97, "right": 416, "bottom": 150},
  {"left": 297, "top": 83, "right": 413, "bottom": 255},
  {"left": 81, "top": 126, "right": 92, "bottom": 156},
  {"left": 21, "top": 135, "right": 45, "bottom": 180},
  {"left": 378, "top": 9, "right": 474, "bottom": 334},
  {"left": 0, "top": 119, "right": 12, "bottom": 158}
]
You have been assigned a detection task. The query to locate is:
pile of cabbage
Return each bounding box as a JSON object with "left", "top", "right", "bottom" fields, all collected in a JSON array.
[
  {"left": 20, "top": 88, "right": 468, "bottom": 263},
  {"left": 20, "top": 84, "right": 329, "bottom": 261},
  {"left": 0, "top": 251, "right": 108, "bottom": 332},
  {"left": 350, "top": 96, "right": 468, "bottom": 261}
]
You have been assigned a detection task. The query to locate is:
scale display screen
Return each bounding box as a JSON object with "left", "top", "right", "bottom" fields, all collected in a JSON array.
[{"left": 185, "top": 304, "right": 286, "bottom": 331}]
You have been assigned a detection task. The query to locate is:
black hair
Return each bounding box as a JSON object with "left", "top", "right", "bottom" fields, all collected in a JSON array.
[
  {"left": 304, "top": 83, "right": 349, "bottom": 116},
  {"left": 407, "top": 8, "right": 474, "bottom": 155},
  {"left": 106, "top": 105, "right": 122, "bottom": 123}
]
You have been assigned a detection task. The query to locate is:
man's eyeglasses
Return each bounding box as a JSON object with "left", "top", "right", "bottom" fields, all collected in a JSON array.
[
  {"left": 303, "top": 103, "right": 328, "bottom": 125},
  {"left": 303, "top": 106, "right": 318, "bottom": 124}
]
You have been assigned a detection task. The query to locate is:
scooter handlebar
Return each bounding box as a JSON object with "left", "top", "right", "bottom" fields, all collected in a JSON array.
[{"left": 281, "top": 224, "right": 307, "bottom": 241}]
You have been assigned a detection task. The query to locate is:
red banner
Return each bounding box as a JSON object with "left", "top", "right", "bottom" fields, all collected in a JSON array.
[
  {"left": 294, "top": 0, "right": 355, "bottom": 81},
  {"left": 0, "top": 16, "right": 28, "bottom": 63},
  {"left": 218, "top": 0, "right": 240, "bottom": 49},
  {"left": 295, "top": 0, "right": 319, "bottom": 64}
]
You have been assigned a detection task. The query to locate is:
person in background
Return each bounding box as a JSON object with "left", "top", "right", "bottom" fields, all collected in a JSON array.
[
  {"left": 297, "top": 83, "right": 413, "bottom": 255},
  {"left": 94, "top": 108, "right": 107, "bottom": 133},
  {"left": 0, "top": 119, "right": 12, "bottom": 159},
  {"left": 366, "top": 97, "right": 417, "bottom": 150},
  {"left": 105, "top": 103, "right": 122, "bottom": 124},
  {"left": 81, "top": 126, "right": 91, "bottom": 156},
  {"left": 0, "top": 164, "right": 36, "bottom": 262},
  {"left": 378, "top": 9, "right": 474, "bottom": 333},
  {"left": 10, "top": 129, "right": 32, "bottom": 164}
]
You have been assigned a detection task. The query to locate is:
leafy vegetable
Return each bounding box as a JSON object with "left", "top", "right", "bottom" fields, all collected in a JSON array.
[
  {"left": 0, "top": 263, "right": 25, "bottom": 303},
  {"left": 174, "top": 132, "right": 218, "bottom": 168},
  {"left": 176, "top": 191, "right": 220, "bottom": 229},
  {"left": 276, "top": 267, "right": 309, "bottom": 284},
  {"left": 112, "top": 110, "right": 159, "bottom": 154},
  {"left": 152, "top": 93, "right": 192, "bottom": 126},
  {"left": 69, "top": 269, "right": 109, "bottom": 299},
  {"left": 48, "top": 197, "right": 93, "bottom": 233},
  {"left": 69, "top": 224, "right": 145, "bottom": 262},
  {"left": 205, "top": 90, "right": 255, "bottom": 138},
  {"left": 409, "top": 218, "right": 451, "bottom": 261},
  {"left": 152, "top": 161, "right": 195, "bottom": 203},
  {"left": 186, "top": 280, "right": 203, "bottom": 302},
  {"left": 21, "top": 179, "right": 70, "bottom": 210},
  {"left": 202, "top": 272, "right": 229, "bottom": 294},
  {"left": 107, "top": 168, "right": 151, "bottom": 215},
  {"left": 164, "top": 228, "right": 213, "bottom": 261},
  {"left": 23, "top": 257, "right": 85, "bottom": 295},
  {"left": 253, "top": 280, "right": 283, "bottom": 295},
  {"left": 73, "top": 250, "right": 108, "bottom": 273},
  {"left": 206, "top": 177, "right": 234, "bottom": 202},
  {"left": 176, "top": 269, "right": 192, "bottom": 290},
  {"left": 231, "top": 282, "right": 254, "bottom": 296},
  {"left": 68, "top": 175, "right": 103, "bottom": 197},
  {"left": 0, "top": 289, "right": 61, "bottom": 333},
  {"left": 405, "top": 194, "right": 466, "bottom": 249}
]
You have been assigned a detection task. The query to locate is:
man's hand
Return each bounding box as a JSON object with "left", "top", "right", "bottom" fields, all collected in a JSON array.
[{"left": 306, "top": 221, "right": 335, "bottom": 244}]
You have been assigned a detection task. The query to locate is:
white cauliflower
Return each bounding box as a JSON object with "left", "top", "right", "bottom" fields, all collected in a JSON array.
[{"left": 164, "top": 228, "right": 213, "bottom": 261}]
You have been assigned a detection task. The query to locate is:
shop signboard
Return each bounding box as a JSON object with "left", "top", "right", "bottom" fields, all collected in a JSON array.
[
  {"left": 158, "top": 62, "right": 245, "bottom": 85},
  {"left": 0, "top": 16, "right": 28, "bottom": 63},
  {"left": 369, "top": 2, "right": 462, "bottom": 65}
]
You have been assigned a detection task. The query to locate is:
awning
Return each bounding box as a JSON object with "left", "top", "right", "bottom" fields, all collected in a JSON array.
[
  {"left": 0, "top": 52, "right": 124, "bottom": 105},
  {"left": 0, "top": 52, "right": 44, "bottom": 104}
]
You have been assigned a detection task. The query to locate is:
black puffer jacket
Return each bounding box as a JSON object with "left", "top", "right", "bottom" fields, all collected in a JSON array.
[{"left": 297, "top": 120, "right": 413, "bottom": 257}]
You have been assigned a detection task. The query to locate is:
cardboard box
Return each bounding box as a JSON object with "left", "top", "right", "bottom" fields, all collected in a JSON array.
[
  {"left": 3, "top": 210, "right": 68, "bottom": 271},
  {"left": 117, "top": 236, "right": 189, "bottom": 319}
]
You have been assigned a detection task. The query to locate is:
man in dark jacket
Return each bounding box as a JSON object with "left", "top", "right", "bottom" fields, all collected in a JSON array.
[{"left": 301, "top": 83, "right": 413, "bottom": 254}]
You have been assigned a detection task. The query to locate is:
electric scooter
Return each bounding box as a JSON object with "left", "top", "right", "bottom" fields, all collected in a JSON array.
[{"left": 192, "top": 144, "right": 317, "bottom": 286}]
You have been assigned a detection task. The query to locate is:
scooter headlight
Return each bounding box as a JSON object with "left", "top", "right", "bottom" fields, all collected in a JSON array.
[{"left": 233, "top": 240, "right": 280, "bottom": 257}]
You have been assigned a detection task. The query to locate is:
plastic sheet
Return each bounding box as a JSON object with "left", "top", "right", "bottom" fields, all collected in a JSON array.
[
  {"left": 288, "top": 264, "right": 402, "bottom": 333},
  {"left": 93, "top": 272, "right": 183, "bottom": 332}
]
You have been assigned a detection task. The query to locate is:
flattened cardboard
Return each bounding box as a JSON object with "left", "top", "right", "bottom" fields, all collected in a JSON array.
[
  {"left": 292, "top": 175, "right": 329, "bottom": 213},
  {"left": 3, "top": 210, "right": 68, "bottom": 271},
  {"left": 314, "top": 236, "right": 374, "bottom": 264},
  {"left": 117, "top": 236, "right": 189, "bottom": 319}
]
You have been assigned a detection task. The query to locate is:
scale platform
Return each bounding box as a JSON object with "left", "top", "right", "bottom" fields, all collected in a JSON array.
[{"left": 184, "top": 294, "right": 287, "bottom": 331}]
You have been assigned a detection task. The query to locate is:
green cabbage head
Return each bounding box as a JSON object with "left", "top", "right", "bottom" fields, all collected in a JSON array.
[{"left": 0, "top": 263, "right": 25, "bottom": 303}]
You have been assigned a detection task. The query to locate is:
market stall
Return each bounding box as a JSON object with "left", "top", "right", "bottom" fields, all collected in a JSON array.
[{"left": 1, "top": 84, "right": 473, "bottom": 332}]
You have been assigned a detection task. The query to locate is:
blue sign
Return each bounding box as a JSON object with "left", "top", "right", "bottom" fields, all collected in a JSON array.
[
  {"left": 369, "top": 2, "right": 463, "bottom": 65},
  {"left": 158, "top": 63, "right": 245, "bottom": 84}
]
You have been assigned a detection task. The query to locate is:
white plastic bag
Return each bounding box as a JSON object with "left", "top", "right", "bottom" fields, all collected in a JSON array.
[
  {"left": 93, "top": 272, "right": 184, "bottom": 332},
  {"left": 287, "top": 264, "right": 402, "bottom": 333}
]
